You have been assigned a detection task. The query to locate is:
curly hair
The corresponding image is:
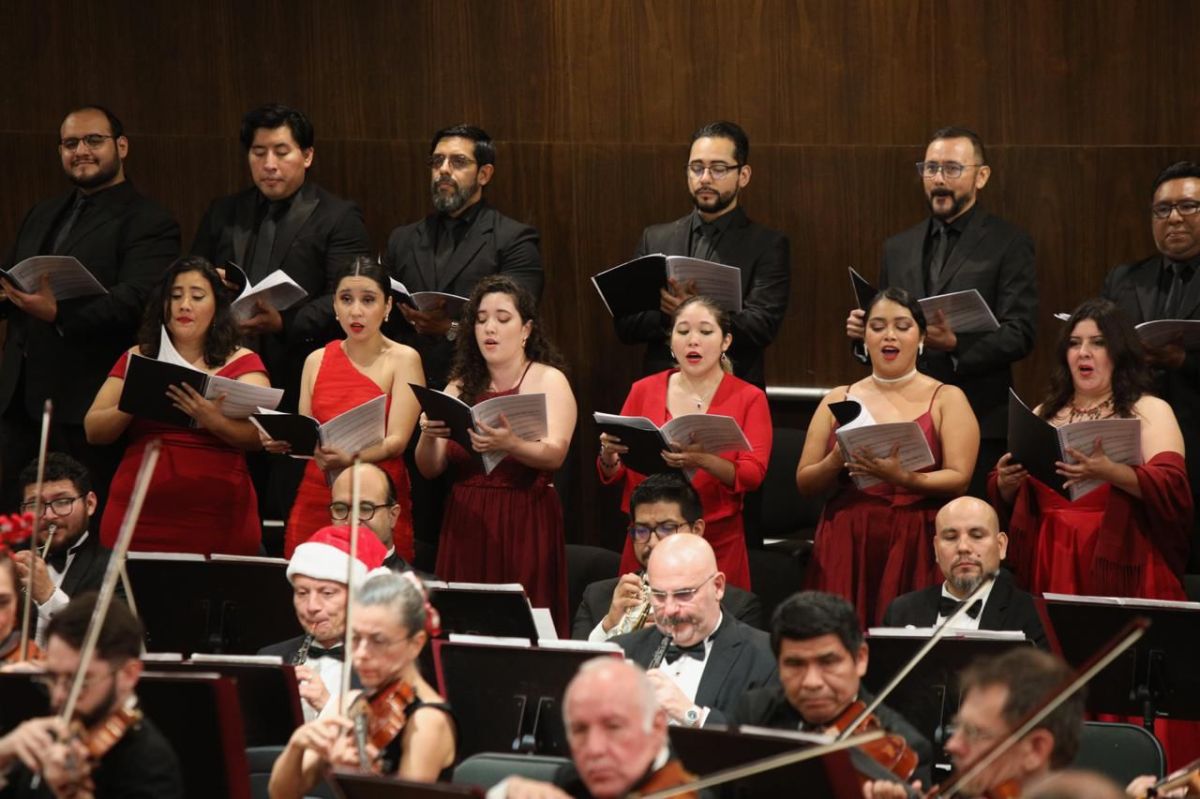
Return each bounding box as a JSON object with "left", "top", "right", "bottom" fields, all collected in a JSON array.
[
  {"left": 136, "top": 255, "right": 241, "bottom": 368},
  {"left": 1037, "top": 297, "right": 1153, "bottom": 420},
  {"left": 448, "top": 275, "right": 566, "bottom": 405}
]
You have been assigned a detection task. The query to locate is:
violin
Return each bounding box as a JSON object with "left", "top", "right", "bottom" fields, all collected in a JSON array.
[
  {"left": 73, "top": 703, "right": 143, "bottom": 761},
  {"left": 349, "top": 677, "right": 417, "bottom": 771},
  {"left": 633, "top": 759, "right": 698, "bottom": 799},
  {"left": 0, "top": 631, "right": 42, "bottom": 663},
  {"left": 827, "top": 699, "right": 919, "bottom": 781}
]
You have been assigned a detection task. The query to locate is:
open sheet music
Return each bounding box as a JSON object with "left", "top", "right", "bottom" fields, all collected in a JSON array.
[
  {"left": 409, "top": 384, "right": 548, "bottom": 474},
  {"left": 1135, "top": 319, "right": 1200, "bottom": 349},
  {"left": 2, "top": 255, "right": 108, "bottom": 300},
  {"left": 828, "top": 398, "right": 934, "bottom": 490},
  {"left": 1042, "top": 592, "right": 1200, "bottom": 611},
  {"left": 250, "top": 394, "right": 386, "bottom": 459},
  {"left": 847, "top": 267, "right": 999, "bottom": 332},
  {"left": 388, "top": 278, "right": 468, "bottom": 318},
  {"left": 591, "top": 254, "right": 743, "bottom": 316},
  {"left": 222, "top": 263, "right": 308, "bottom": 320},
  {"left": 1006, "top": 389, "right": 1142, "bottom": 500},
  {"left": 592, "top": 412, "right": 751, "bottom": 478},
  {"left": 155, "top": 327, "right": 284, "bottom": 419}
]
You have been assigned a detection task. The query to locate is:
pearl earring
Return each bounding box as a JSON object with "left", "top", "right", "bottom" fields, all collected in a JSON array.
[{"left": 918, "top": 341, "right": 924, "bottom": 356}]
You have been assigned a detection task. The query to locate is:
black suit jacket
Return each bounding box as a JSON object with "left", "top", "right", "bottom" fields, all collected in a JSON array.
[
  {"left": 616, "top": 207, "right": 790, "bottom": 387},
  {"left": 571, "top": 579, "right": 764, "bottom": 640},
  {"left": 877, "top": 209, "right": 1037, "bottom": 438},
  {"left": 382, "top": 201, "right": 542, "bottom": 388},
  {"left": 615, "top": 616, "right": 777, "bottom": 725},
  {"left": 0, "top": 181, "right": 180, "bottom": 423},
  {"left": 730, "top": 684, "right": 934, "bottom": 789},
  {"left": 257, "top": 633, "right": 307, "bottom": 662},
  {"left": 190, "top": 180, "right": 370, "bottom": 407},
  {"left": 881, "top": 572, "right": 1049, "bottom": 650}
]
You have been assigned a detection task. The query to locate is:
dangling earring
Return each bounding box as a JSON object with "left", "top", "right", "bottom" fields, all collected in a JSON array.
[
  {"left": 521, "top": 337, "right": 528, "bottom": 348},
  {"left": 720, "top": 351, "right": 729, "bottom": 364},
  {"left": 670, "top": 349, "right": 678, "bottom": 362},
  {"left": 385, "top": 314, "right": 390, "bottom": 322},
  {"left": 918, "top": 341, "right": 924, "bottom": 356}
]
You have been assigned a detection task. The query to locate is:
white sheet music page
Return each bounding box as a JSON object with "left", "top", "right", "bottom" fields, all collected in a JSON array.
[
  {"left": 1056, "top": 418, "right": 1141, "bottom": 500},
  {"left": 1135, "top": 319, "right": 1200, "bottom": 349},
  {"left": 319, "top": 394, "right": 387, "bottom": 453},
  {"left": 232, "top": 269, "right": 308, "bottom": 320},
  {"left": 8, "top": 255, "right": 108, "bottom": 300},
  {"left": 471, "top": 393, "right": 548, "bottom": 474},
  {"left": 837, "top": 417, "right": 935, "bottom": 490},
  {"left": 665, "top": 256, "right": 743, "bottom": 312},
  {"left": 919, "top": 289, "right": 999, "bottom": 333}
]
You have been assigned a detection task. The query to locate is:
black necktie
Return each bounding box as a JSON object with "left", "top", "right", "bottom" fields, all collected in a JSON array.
[
  {"left": 938, "top": 596, "right": 983, "bottom": 619},
  {"left": 52, "top": 194, "right": 89, "bottom": 254},
  {"left": 307, "top": 644, "right": 344, "bottom": 662},
  {"left": 664, "top": 640, "right": 706, "bottom": 664},
  {"left": 927, "top": 223, "right": 949, "bottom": 294},
  {"left": 691, "top": 222, "right": 719, "bottom": 261},
  {"left": 249, "top": 202, "right": 281, "bottom": 282},
  {"left": 1163, "top": 262, "right": 1194, "bottom": 318}
]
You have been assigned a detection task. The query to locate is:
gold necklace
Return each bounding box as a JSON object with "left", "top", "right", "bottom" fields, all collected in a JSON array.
[{"left": 1067, "top": 395, "right": 1113, "bottom": 423}]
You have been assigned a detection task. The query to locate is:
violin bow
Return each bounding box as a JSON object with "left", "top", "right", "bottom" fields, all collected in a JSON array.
[
  {"left": 836, "top": 572, "right": 997, "bottom": 741},
  {"left": 18, "top": 399, "right": 52, "bottom": 661},
  {"left": 933, "top": 617, "right": 1149, "bottom": 799},
  {"left": 339, "top": 458, "right": 363, "bottom": 716},
  {"left": 59, "top": 439, "right": 161, "bottom": 723}
]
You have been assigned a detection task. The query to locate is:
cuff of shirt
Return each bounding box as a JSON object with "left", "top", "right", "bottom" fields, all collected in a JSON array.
[
  {"left": 485, "top": 778, "right": 510, "bottom": 799},
  {"left": 588, "top": 620, "right": 615, "bottom": 643}
]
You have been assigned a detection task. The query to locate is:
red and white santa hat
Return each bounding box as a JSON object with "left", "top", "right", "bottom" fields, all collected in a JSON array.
[{"left": 286, "top": 524, "right": 389, "bottom": 585}]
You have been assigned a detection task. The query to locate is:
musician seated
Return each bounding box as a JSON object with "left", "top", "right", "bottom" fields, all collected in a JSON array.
[
  {"left": 0, "top": 551, "right": 38, "bottom": 664},
  {"left": 268, "top": 571, "right": 455, "bottom": 797},
  {"left": 881, "top": 496, "right": 1049, "bottom": 649},
  {"left": 489, "top": 658, "right": 700, "bottom": 799},
  {"left": 863, "top": 648, "right": 1084, "bottom": 799},
  {"left": 11, "top": 453, "right": 115, "bottom": 648},
  {"left": 329, "top": 464, "right": 416, "bottom": 573},
  {"left": 572, "top": 473, "right": 762, "bottom": 641},
  {"left": 259, "top": 525, "right": 389, "bottom": 720},
  {"left": 732, "top": 591, "right": 933, "bottom": 788},
  {"left": 1024, "top": 769, "right": 1127, "bottom": 799},
  {"left": 613, "top": 533, "right": 776, "bottom": 727},
  {"left": 0, "top": 592, "right": 183, "bottom": 798}
]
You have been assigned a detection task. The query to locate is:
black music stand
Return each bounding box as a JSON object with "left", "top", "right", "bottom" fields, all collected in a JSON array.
[
  {"left": 863, "top": 630, "right": 1032, "bottom": 756},
  {"left": 433, "top": 640, "right": 622, "bottom": 759},
  {"left": 330, "top": 770, "right": 481, "bottom": 798},
  {"left": 669, "top": 725, "right": 866, "bottom": 799},
  {"left": 126, "top": 553, "right": 300, "bottom": 654},
  {"left": 430, "top": 585, "right": 538, "bottom": 640},
  {"left": 1041, "top": 595, "right": 1200, "bottom": 728}
]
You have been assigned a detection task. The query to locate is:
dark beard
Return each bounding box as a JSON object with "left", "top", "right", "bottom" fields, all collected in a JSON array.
[
  {"left": 68, "top": 159, "right": 120, "bottom": 190},
  {"left": 928, "top": 189, "right": 968, "bottom": 221},
  {"left": 431, "top": 177, "right": 474, "bottom": 214},
  {"left": 691, "top": 187, "right": 736, "bottom": 215},
  {"left": 73, "top": 678, "right": 120, "bottom": 729}
]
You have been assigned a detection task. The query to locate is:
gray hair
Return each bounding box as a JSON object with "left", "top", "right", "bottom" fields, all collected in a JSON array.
[
  {"left": 564, "top": 658, "right": 659, "bottom": 732},
  {"left": 353, "top": 571, "right": 427, "bottom": 634}
]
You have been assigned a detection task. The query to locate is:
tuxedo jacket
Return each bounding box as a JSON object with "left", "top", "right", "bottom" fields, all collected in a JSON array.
[
  {"left": 381, "top": 201, "right": 542, "bottom": 388},
  {"left": 60, "top": 532, "right": 113, "bottom": 598},
  {"left": 190, "top": 180, "right": 370, "bottom": 406},
  {"left": 616, "top": 208, "right": 790, "bottom": 387},
  {"left": 257, "top": 633, "right": 308, "bottom": 662},
  {"left": 571, "top": 578, "right": 764, "bottom": 640},
  {"left": 0, "top": 181, "right": 180, "bottom": 423},
  {"left": 881, "top": 572, "right": 1049, "bottom": 650},
  {"left": 877, "top": 209, "right": 1037, "bottom": 438},
  {"left": 614, "top": 616, "right": 777, "bottom": 725}
]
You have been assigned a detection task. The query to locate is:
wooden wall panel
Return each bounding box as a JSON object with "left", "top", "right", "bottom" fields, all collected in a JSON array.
[{"left": 1, "top": 0, "right": 1198, "bottom": 548}]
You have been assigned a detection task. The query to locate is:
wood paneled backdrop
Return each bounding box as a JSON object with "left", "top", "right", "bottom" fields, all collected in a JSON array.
[{"left": 3, "top": 0, "right": 1198, "bottom": 548}]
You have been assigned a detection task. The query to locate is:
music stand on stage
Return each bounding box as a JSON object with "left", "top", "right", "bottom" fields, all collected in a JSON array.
[
  {"left": 429, "top": 584, "right": 539, "bottom": 640},
  {"left": 330, "top": 770, "right": 481, "bottom": 798}
]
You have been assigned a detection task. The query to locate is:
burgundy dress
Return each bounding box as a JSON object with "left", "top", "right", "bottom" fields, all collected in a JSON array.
[
  {"left": 284, "top": 341, "right": 414, "bottom": 561},
  {"left": 806, "top": 387, "right": 947, "bottom": 627},
  {"left": 100, "top": 350, "right": 264, "bottom": 556},
  {"left": 434, "top": 371, "right": 569, "bottom": 636}
]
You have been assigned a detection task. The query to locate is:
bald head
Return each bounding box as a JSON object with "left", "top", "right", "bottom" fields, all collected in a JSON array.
[
  {"left": 330, "top": 463, "right": 399, "bottom": 549},
  {"left": 646, "top": 533, "right": 724, "bottom": 647},
  {"left": 1023, "top": 770, "right": 1125, "bottom": 799},
  {"left": 933, "top": 496, "right": 1008, "bottom": 598}
]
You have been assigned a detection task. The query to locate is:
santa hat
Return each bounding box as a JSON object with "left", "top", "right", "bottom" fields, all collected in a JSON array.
[{"left": 287, "top": 525, "right": 389, "bottom": 585}]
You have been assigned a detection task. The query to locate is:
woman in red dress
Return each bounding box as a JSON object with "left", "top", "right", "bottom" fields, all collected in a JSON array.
[
  {"left": 598, "top": 296, "right": 772, "bottom": 591},
  {"left": 85, "top": 256, "right": 269, "bottom": 555},
  {"left": 798, "top": 288, "right": 979, "bottom": 626},
  {"left": 271, "top": 258, "right": 424, "bottom": 560},
  {"left": 991, "top": 298, "right": 1190, "bottom": 600},
  {"left": 414, "top": 275, "right": 575, "bottom": 633}
]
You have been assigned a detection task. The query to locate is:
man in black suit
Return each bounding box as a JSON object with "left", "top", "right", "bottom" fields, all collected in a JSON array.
[
  {"left": 882, "top": 496, "right": 1048, "bottom": 649},
  {"left": 382, "top": 124, "right": 543, "bottom": 390},
  {"left": 191, "top": 104, "right": 370, "bottom": 410},
  {"left": 847, "top": 126, "right": 1038, "bottom": 497},
  {"left": 572, "top": 473, "right": 761, "bottom": 640},
  {"left": 0, "top": 105, "right": 180, "bottom": 512},
  {"left": 10, "top": 453, "right": 116, "bottom": 648},
  {"left": 615, "top": 121, "right": 790, "bottom": 387},
  {"left": 731, "top": 591, "right": 934, "bottom": 789},
  {"left": 613, "top": 533, "right": 776, "bottom": 727},
  {"left": 1103, "top": 161, "right": 1200, "bottom": 570}
]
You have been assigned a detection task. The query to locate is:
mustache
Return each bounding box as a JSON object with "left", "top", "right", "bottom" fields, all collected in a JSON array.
[
  {"left": 930, "top": 188, "right": 954, "bottom": 198},
  {"left": 658, "top": 613, "right": 700, "bottom": 629}
]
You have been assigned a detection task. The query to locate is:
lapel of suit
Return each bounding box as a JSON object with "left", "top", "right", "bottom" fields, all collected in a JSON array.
[
  {"left": 437, "top": 204, "right": 493, "bottom": 290},
  {"left": 932, "top": 210, "right": 988, "bottom": 294},
  {"left": 915, "top": 586, "right": 943, "bottom": 626},
  {"left": 1175, "top": 261, "right": 1200, "bottom": 320},
  {"left": 29, "top": 192, "right": 76, "bottom": 255},
  {"left": 59, "top": 539, "right": 96, "bottom": 597},
  {"left": 713, "top": 210, "right": 752, "bottom": 284},
  {"left": 413, "top": 215, "right": 439, "bottom": 290},
  {"left": 695, "top": 617, "right": 741, "bottom": 707},
  {"left": 667, "top": 214, "right": 691, "bottom": 256},
  {"left": 59, "top": 192, "right": 121, "bottom": 255},
  {"left": 978, "top": 575, "right": 1013, "bottom": 631},
  {"left": 230, "top": 190, "right": 258, "bottom": 267},
  {"left": 269, "top": 182, "right": 320, "bottom": 274}
]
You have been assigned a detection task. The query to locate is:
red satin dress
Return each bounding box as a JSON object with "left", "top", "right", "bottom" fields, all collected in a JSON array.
[
  {"left": 284, "top": 341, "right": 414, "bottom": 560},
  {"left": 806, "top": 387, "right": 947, "bottom": 627},
  {"left": 101, "top": 350, "right": 264, "bottom": 556}
]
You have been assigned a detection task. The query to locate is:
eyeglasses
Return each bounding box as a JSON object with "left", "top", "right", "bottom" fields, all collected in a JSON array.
[
  {"left": 947, "top": 719, "right": 1002, "bottom": 746},
  {"left": 628, "top": 521, "right": 690, "bottom": 542},
  {"left": 1151, "top": 201, "right": 1200, "bottom": 219},
  {"left": 19, "top": 496, "right": 82, "bottom": 516},
  {"left": 648, "top": 572, "right": 717, "bottom": 606},
  {"left": 60, "top": 134, "right": 114, "bottom": 151},
  {"left": 32, "top": 666, "right": 117, "bottom": 694},
  {"left": 916, "top": 161, "right": 982, "bottom": 179},
  {"left": 687, "top": 162, "right": 742, "bottom": 179},
  {"left": 350, "top": 632, "right": 410, "bottom": 652},
  {"left": 329, "top": 501, "right": 393, "bottom": 522},
  {"left": 427, "top": 154, "right": 476, "bottom": 170}
]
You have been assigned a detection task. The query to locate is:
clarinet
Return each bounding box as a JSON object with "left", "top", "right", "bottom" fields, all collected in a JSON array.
[
  {"left": 291, "top": 634, "right": 313, "bottom": 666},
  {"left": 648, "top": 633, "right": 672, "bottom": 670}
]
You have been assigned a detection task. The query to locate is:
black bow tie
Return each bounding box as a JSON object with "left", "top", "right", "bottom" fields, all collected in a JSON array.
[
  {"left": 938, "top": 596, "right": 983, "bottom": 620},
  {"left": 46, "top": 548, "right": 69, "bottom": 573},
  {"left": 307, "top": 644, "right": 344, "bottom": 662},
  {"left": 664, "top": 641, "right": 706, "bottom": 664}
]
